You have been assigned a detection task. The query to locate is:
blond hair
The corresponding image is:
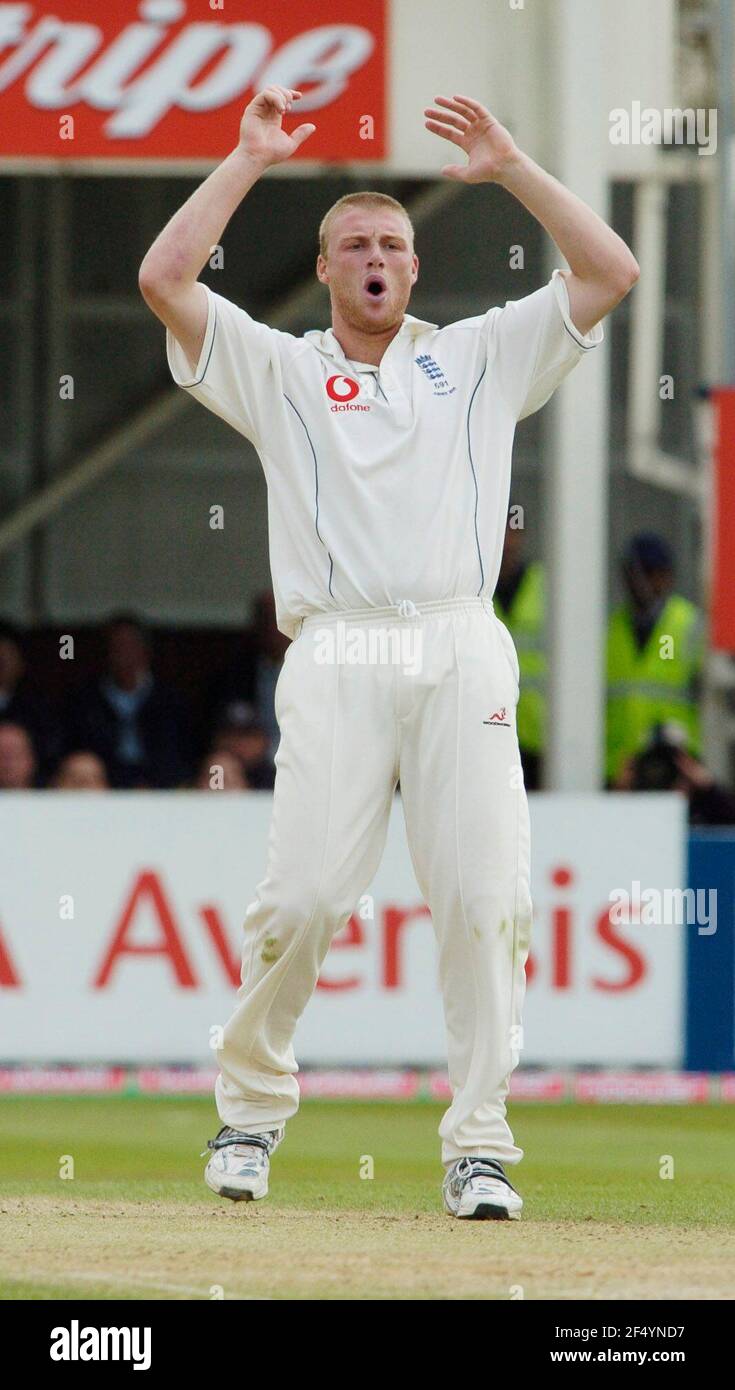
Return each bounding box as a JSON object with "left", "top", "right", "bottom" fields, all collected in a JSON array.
[{"left": 318, "top": 192, "right": 414, "bottom": 260}]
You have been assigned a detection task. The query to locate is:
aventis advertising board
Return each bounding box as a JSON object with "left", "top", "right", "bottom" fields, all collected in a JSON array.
[
  {"left": 0, "top": 0, "right": 386, "bottom": 163},
  {"left": 0, "top": 793, "right": 686, "bottom": 1067}
]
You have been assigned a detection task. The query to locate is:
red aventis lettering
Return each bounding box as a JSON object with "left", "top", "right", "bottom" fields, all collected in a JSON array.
[
  {"left": 95, "top": 869, "right": 198, "bottom": 987},
  {"left": 0, "top": 924, "right": 21, "bottom": 987},
  {"left": 0, "top": 0, "right": 386, "bottom": 161}
]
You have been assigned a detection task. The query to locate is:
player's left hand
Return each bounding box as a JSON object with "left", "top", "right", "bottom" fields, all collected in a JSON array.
[{"left": 424, "top": 95, "right": 520, "bottom": 183}]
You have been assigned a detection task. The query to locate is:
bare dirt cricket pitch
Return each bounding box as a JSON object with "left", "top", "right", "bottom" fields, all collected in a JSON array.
[{"left": 1, "top": 1097, "right": 733, "bottom": 1301}]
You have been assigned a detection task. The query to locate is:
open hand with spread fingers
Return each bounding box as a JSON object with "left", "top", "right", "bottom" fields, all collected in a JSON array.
[
  {"left": 424, "top": 94, "right": 521, "bottom": 183},
  {"left": 239, "top": 86, "right": 316, "bottom": 168}
]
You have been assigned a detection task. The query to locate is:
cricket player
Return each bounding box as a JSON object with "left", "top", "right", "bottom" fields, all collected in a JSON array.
[{"left": 139, "top": 87, "right": 639, "bottom": 1220}]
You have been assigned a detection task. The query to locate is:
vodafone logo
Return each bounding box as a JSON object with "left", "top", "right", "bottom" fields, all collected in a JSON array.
[
  {"left": 326, "top": 374, "right": 359, "bottom": 401},
  {"left": 325, "top": 374, "right": 370, "bottom": 412}
]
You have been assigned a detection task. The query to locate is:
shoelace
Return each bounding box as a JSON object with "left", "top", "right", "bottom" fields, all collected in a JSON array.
[
  {"left": 454, "top": 1157, "right": 515, "bottom": 1191},
  {"left": 200, "top": 1126, "right": 276, "bottom": 1159}
]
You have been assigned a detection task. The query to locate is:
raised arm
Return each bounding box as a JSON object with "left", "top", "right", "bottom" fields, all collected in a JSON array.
[
  {"left": 424, "top": 93, "right": 639, "bottom": 335},
  {"left": 138, "top": 87, "right": 315, "bottom": 374}
]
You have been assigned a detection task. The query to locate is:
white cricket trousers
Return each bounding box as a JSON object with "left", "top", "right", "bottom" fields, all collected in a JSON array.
[{"left": 215, "top": 596, "right": 533, "bottom": 1167}]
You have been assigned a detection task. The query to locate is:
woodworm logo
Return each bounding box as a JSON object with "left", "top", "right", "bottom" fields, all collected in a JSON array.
[{"left": 483, "top": 706, "right": 510, "bottom": 727}]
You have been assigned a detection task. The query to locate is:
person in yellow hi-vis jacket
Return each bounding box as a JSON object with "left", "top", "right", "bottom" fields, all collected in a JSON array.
[
  {"left": 494, "top": 518, "right": 546, "bottom": 789},
  {"left": 606, "top": 533, "right": 703, "bottom": 786}
]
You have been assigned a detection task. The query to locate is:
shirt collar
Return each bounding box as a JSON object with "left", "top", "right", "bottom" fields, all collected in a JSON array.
[{"left": 304, "top": 313, "right": 438, "bottom": 362}]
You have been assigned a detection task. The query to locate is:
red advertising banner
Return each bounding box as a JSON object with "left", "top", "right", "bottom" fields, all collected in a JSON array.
[
  {"left": 0, "top": 793, "right": 685, "bottom": 1068},
  {"left": 0, "top": 0, "right": 386, "bottom": 163},
  {"left": 711, "top": 388, "right": 735, "bottom": 653}
]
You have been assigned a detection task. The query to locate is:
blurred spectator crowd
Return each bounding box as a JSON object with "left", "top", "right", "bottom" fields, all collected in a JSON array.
[
  {"left": 0, "top": 591, "right": 287, "bottom": 794},
  {"left": 1, "top": 534, "right": 732, "bottom": 823}
]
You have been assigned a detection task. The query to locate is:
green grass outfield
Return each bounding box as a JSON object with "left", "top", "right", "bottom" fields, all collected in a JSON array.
[{"left": 1, "top": 1098, "right": 734, "bottom": 1300}]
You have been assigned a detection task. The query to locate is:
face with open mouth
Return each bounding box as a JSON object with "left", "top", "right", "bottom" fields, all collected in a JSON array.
[{"left": 317, "top": 208, "right": 419, "bottom": 335}]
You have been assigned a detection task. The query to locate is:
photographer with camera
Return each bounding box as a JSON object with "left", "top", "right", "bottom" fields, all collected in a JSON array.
[{"left": 614, "top": 720, "right": 735, "bottom": 826}]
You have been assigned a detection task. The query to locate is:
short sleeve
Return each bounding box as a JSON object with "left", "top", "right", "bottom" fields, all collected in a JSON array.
[
  {"left": 166, "top": 284, "right": 283, "bottom": 448},
  {"left": 491, "top": 269, "right": 604, "bottom": 421}
]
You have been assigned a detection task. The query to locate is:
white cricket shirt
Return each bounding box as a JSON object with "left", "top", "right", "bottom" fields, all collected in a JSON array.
[{"left": 166, "top": 270, "right": 603, "bottom": 640}]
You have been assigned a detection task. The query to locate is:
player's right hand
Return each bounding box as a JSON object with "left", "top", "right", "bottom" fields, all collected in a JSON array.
[{"left": 238, "top": 86, "right": 316, "bottom": 166}]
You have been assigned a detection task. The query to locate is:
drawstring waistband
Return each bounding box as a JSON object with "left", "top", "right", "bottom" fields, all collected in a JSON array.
[
  {"left": 298, "top": 596, "right": 494, "bottom": 633},
  {"left": 396, "top": 598, "right": 419, "bottom": 619}
]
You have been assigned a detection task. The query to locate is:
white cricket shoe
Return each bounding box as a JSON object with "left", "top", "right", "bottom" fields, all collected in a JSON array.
[
  {"left": 202, "top": 1125, "right": 285, "bottom": 1202},
  {"left": 442, "top": 1156, "right": 523, "bottom": 1220}
]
